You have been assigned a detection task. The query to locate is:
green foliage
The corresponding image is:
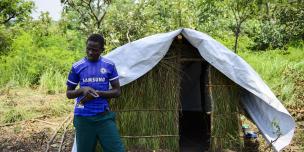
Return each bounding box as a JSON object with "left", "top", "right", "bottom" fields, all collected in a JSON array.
[
  {"left": 102, "top": 0, "right": 183, "bottom": 49},
  {"left": 47, "top": 99, "right": 73, "bottom": 117},
  {"left": 0, "top": 87, "right": 74, "bottom": 124},
  {"left": 0, "top": 32, "right": 36, "bottom": 86},
  {"left": 239, "top": 46, "right": 304, "bottom": 106},
  {"left": 3, "top": 108, "right": 26, "bottom": 123},
  {"left": 0, "top": 0, "right": 34, "bottom": 25},
  {"left": 274, "top": 1, "right": 304, "bottom": 43},
  {"left": 39, "top": 68, "right": 67, "bottom": 94},
  {"left": 0, "top": 24, "right": 83, "bottom": 87},
  {"left": 57, "top": 0, "right": 304, "bottom": 53},
  {"left": 61, "top": 0, "right": 111, "bottom": 33},
  {"left": 102, "top": 0, "right": 149, "bottom": 49},
  {"left": 248, "top": 1, "right": 304, "bottom": 50},
  {"left": 195, "top": 0, "right": 227, "bottom": 36},
  {"left": 0, "top": 25, "right": 13, "bottom": 55},
  {"left": 251, "top": 22, "right": 286, "bottom": 50},
  {"left": 214, "top": 33, "right": 254, "bottom": 52},
  {"left": 225, "top": 0, "right": 258, "bottom": 53},
  {"left": 102, "top": 0, "right": 227, "bottom": 50},
  {"left": 281, "top": 60, "right": 304, "bottom": 107}
]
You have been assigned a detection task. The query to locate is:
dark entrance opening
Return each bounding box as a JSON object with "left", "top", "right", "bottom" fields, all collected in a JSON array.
[
  {"left": 168, "top": 35, "right": 211, "bottom": 152},
  {"left": 177, "top": 37, "right": 211, "bottom": 152},
  {"left": 175, "top": 38, "right": 211, "bottom": 152},
  {"left": 179, "top": 61, "right": 210, "bottom": 152}
]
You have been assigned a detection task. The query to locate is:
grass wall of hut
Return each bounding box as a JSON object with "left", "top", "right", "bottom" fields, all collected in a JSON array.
[
  {"left": 105, "top": 37, "right": 243, "bottom": 152},
  {"left": 110, "top": 57, "right": 181, "bottom": 151}
]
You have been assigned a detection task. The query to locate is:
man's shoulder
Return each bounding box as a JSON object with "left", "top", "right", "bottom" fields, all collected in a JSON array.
[{"left": 72, "top": 58, "right": 87, "bottom": 69}]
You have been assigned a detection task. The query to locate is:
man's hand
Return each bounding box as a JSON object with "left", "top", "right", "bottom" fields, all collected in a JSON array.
[
  {"left": 81, "top": 87, "right": 98, "bottom": 97},
  {"left": 79, "top": 87, "right": 99, "bottom": 104},
  {"left": 66, "top": 86, "right": 99, "bottom": 100}
]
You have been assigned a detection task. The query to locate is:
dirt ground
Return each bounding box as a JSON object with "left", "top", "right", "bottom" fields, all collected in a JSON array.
[
  {"left": 0, "top": 88, "right": 303, "bottom": 152},
  {"left": 242, "top": 110, "right": 304, "bottom": 152},
  {"left": 0, "top": 112, "right": 303, "bottom": 152},
  {"left": 0, "top": 115, "right": 74, "bottom": 152}
]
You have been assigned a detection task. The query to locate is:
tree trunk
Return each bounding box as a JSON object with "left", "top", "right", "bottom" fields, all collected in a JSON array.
[
  {"left": 234, "top": 26, "right": 240, "bottom": 54},
  {"left": 266, "top": 1, "right": 270, "bottom": 21}
]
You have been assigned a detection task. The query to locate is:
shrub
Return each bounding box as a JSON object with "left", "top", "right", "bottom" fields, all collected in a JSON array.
[
  {"left": 3, "top": 109, "right": 25, "bottom": 123},
  {"left": 251, "top": 22, "right": 286, "bottom": 50},
  {"left": 39, "top": 68, "right": 67, "bottom": 94},
  {"left": 0, "top": 30, "right": 83, "bottom": 89},
  {"left": 0, "top": 26, "right": 13, "bottom": 55}
]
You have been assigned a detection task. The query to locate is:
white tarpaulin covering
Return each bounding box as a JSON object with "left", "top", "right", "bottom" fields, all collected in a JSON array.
[{"left": 72, "top": 28, "right": 295, "bottom": 151}]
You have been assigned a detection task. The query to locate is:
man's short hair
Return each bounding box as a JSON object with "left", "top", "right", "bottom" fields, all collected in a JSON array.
[{"left": 87, "top": 34, "right": 105, "bottom": 50}]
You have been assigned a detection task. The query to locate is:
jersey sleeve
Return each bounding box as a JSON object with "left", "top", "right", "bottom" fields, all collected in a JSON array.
[
  {"left": 109, "top": 64, "right": 119, "bottom": 81},
  {"left": 66, "top": 66, "right": 80, "bottom": 87}
]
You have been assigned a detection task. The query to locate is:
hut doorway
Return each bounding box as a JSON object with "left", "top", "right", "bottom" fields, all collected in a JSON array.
[
  {"left": 179, "top": 61, "right": 210, "bottom": 152},
  {"left": 176, "top": 37, "right": 211, "bottom": 151}
]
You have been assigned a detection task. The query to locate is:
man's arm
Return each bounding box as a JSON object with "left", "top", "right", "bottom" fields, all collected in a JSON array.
[{"left": 97, "top": 79, "right": 121, "bottom": 98}]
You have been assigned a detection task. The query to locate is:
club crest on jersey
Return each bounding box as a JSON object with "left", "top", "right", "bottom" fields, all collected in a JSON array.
[{"left": 100, "top": 68, "right": 107, "bottom": 74}]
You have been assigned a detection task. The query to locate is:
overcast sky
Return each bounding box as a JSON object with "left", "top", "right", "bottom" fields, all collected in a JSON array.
[{"left": 31, "top": 0, "right": 63, "bottom": 21}]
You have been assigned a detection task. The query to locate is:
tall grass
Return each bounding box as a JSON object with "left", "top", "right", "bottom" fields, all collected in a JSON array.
[
  {"left": 39, "top": 68, "right": 67, "bottom": 94},
  {"left": 2, "top": 108, "right": 26, "bottom": 123},
  {"left": 0, "top": 30, "right": 81, "bottom": 123},
  {"left": 0, "top": 31, "right": 83, "bottom": 91},
  {"left": 239, "top": 47, "right": 304, "bottom": 107}
]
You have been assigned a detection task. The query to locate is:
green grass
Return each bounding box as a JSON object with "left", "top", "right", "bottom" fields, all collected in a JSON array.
[
  {"left": 0, "top": 87, "right": 73, "bottom": 124},
  {"left": 39, "top": 68, "right": 67, "bottom": 94},
  {"left": 2, "top": 108, "right": 26, "bottom": 123},
  {"left": 239, "top": 47, "right": 304, "bottom": 107},
  {"left": 0, "top": 31, "right": 83, "bottom": 88}
]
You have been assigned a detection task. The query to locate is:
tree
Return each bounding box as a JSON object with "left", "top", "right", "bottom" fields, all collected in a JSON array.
[
  {"left": 101, "top": 0, "right": 183, "bottom": 50},
  {"left": 275, "top": 1, "right": 304, "bottom": 43},
  {"left": 195, "top": 0, "right": 225, "bottom": 35},
  {"left": 0, "top": 0, "right": 34, "bottom": 24},
  {"left": 226, "top": 0, "right": 257, "bottom": 53},
  {"left": 0, "top": 26, "right": 12, "bottom": 54},
  {"left": 61, "top": 0, "right": 111, "bottom": 33},
  {"left": 250, "top": 0, "right": 304, "bottom": 50}
]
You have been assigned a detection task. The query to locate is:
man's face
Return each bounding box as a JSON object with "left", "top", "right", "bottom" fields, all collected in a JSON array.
[{"left": 86, "top": 41, "right": 102, "bottom": 61}]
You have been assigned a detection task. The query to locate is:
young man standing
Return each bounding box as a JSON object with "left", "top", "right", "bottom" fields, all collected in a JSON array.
[{"left": 66, "top": 34, "right": 125, "bottom": 152}]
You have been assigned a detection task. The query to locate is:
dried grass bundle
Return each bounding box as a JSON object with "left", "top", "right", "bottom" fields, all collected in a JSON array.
[{"left": 209, "top": 66, "right": 243, "bottom": 152}]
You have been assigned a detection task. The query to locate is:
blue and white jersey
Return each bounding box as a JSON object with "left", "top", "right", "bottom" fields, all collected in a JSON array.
[{"left": 66, "top": 57, "right": 119, "bottom": 116}]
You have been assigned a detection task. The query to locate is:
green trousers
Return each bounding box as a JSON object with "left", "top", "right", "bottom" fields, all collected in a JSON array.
[{"left": 73, "top": 112, "right": 125, "bottom": 152}]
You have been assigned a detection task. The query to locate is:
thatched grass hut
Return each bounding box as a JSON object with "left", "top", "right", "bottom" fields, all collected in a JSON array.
[
  {"left": 110, "top": 36, "right": 242, "bottom": 151},
  {"left": 72, "top": 29, "right": 295, "bottom": 152}
]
